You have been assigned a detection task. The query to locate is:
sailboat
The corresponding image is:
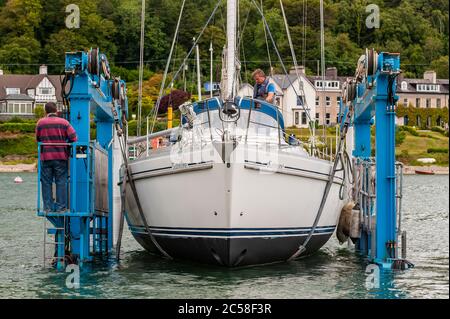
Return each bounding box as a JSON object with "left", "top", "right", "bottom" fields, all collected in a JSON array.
[{"left": 120, "top": 0, "right": 347, "bottom": 267}]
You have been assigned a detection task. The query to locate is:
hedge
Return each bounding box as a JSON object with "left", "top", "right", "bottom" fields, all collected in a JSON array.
[
  {"left": 398, "top": 125, "right": 419, "bottom": 136},
  {"left": 427, "top": 148, "right": 449, "bottom": 154},
  {"left": 0, "top": 122, "right": 36, "bottom": 133}
]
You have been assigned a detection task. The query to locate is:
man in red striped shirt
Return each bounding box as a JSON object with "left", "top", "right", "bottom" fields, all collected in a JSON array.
[{"left": 36, "top": 102, "right": 77, "bottom": 212}]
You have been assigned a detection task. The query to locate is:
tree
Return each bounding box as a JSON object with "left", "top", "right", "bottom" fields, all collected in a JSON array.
[
  {"left": 0, "top": 36, "right": 41, "bottom": 73},
  {"left": 0, "top": 0, "right": 43, "bottom": 39},
  {"left": 44, "top": 29, "right": 90, "bottom": 68},
  {"left": 158, "top": 89, "right": 191, "bottom": 114},
  {"left": 430, "top": 56, "right": 449, "bottom": 79}
]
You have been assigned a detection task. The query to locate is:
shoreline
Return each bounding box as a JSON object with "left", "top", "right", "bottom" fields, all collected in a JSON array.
[
  {"left": 0, "top": 163, "right": 448, "bottom": 174},
  {"left": 0, "top": 163, "right": 37, "bottom": 173}
]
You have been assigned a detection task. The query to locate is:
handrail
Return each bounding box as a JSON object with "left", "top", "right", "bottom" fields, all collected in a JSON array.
[{"left": 127, "top": 127, "right": 180, "bottom": 145}]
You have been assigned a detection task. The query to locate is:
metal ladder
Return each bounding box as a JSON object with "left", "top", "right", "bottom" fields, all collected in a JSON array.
[
  {"left": 42, "top": 213, "right": 67, "bottom": 268},
  {"left": 92, "top": 216, "right": 108, "bottom": 257}
]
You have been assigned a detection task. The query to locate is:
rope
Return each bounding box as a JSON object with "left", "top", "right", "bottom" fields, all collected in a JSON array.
[
  {"left": 302, "top": 0, "right": 307, "bottom": 68},
  {"left": 319, "top": 0, "right": 326, "bottom": 143},
  {"left": 147, "top": 0, "right": 223, "bottom": 137},
  {"left": 116, "top": 130, "right": 172, "bottom": 259},
  {"left": 288, "top": 104, "right": 354, "bottom": 261},
  {"left": 137, "top": 0, "right": 146, "bottom": 136},
  {"left": 250, "top": 0, "right": 314, "bottom": 135},
  {"left": 279, "top": 0, "right": 315, "bottom": 148},
  {"left": 261, "top": 1, "right": 273, "bottom": 76},
  {"left": 145, "top": 0, "right": 187, "bottom": 139}
]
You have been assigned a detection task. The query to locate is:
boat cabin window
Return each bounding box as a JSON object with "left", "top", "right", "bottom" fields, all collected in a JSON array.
[{"left": 196, "top": 108, "right": 283, "bottom": 142}]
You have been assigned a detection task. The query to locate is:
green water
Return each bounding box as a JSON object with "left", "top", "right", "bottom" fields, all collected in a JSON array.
[{"left": 0, "top": 173, "right": 448, "bottom": 299}]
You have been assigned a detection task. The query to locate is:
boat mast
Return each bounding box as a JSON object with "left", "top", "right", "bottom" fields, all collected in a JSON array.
[
  {"left": 195, "top": 39, "right": 202, "bottom": 101},
  {"left": 226, "top": 0, "right": 237, "bottom": 100},
  {"left": 210, "top": 42, "right": 214, "bottom": 99}
]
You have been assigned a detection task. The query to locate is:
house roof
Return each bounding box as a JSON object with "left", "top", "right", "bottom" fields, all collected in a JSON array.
[
  {"left": 307, "top": 75, "right": 350, "bottom": 84},
  {"left": 397, "top": 78, "right": 449, "bottom": 94},
  {"left": 0, "top": 74, "right": 63, "bottom": 102},
  {"left": 4, "top": 94, "right": 35, "bottom": 101}
]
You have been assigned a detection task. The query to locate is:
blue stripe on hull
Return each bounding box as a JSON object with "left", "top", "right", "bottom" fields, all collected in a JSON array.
[{"left": 129, "top": 225, "right": 336, "bottom": 238}]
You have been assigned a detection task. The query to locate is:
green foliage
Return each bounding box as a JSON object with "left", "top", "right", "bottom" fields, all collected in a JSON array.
[
  {"left": 7, "top": 116, "right": 24, "bottom": 123},
  {"left": 34, "top": 105, "right": 45, "bottom": 119},
  {"left": 427, "top": 147, "right": 448, "bottom": 154},
  {"left": 396, "top": 105, "right": 449, "bottom": 130},
  {"left": 396, "top": 129, "right": 406, "bottom": 145},
  {"left": 0, "top": 0, "right": 447, "bottom": 78},
  {"left": 0, "top": 134, "right": 37, "bottom": 157},
  {"left": 399, "top": 125, "right": 419, "bottom": 136},
  {"left": 0, "top": 122, "right": 36, "bottom": 133},
  {"left": 127, "top": 120, "right": 167, "bottom": 136}
]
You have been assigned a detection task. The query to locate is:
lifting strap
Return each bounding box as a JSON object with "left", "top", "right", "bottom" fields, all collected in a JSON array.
[
  {"left": 288, "top": 105, "right": 353, "bottom": 261},
  {"left": 116, "top": 134, "right": 172, "bottom": 260}
]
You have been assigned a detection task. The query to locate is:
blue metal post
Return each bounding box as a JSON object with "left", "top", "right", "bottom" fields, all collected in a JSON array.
[{"left": 374, "top": 75, "right": 397, "bottom": 267}]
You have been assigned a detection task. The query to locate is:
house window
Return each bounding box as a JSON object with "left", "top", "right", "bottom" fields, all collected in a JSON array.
[
  {"left": 315, "top": 96, "right": 319, "bottom": 106},
  {"left": 326, "top": 113, "right": 330, "bottom": 125},
  {"left": 416, "top": 98, "right": 421, "bottom": 108},
  {"left": 39, "top": 88, "right": 52, "bottom": 95},
  {"left": 401, "top": 81, "right": 408, "bottom": 91},
  {"left": 403, "top": 98, "right": 408, "bottom": 106},
  {"left": 0, "top": 103, "right": 6, "bottom": 113},
  {"left": 404, "top": 115, "right": 409, "bottom": 126},
  {"left": 275, "top": 97, "right": 281, "bottom": 107},
  {"left": 6, "top": 88, "right": 20, "bottom": 95},
  {"left": 326, "top": 96, "right": 331, "bottom": 107},
  {"left": 437, "top": 99, "right": 441, "bottom": 108},
  {"left": 301, "top": 112, "right": 307, "bottom": 125},
  {"left": 316, "top": 113, "right": 320, "bottom": 119},
  {"left": 297, "top": 96, "right": 304, "bottom": 106},
  {"left": 295, "top": 112, "right": 299, "bottom": 125},
  {"left": 426, "top": 98, "right": 431, "bottom": 108}
]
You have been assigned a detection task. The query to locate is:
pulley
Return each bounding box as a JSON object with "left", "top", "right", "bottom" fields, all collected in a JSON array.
[
  {"left": 365, "top": 48, "right": 378, "bottom": 77},
  {"left": 88, "top": 48, "right": 99, "bottom": 77}
]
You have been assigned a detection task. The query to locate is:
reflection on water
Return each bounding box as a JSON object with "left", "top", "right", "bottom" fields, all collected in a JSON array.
[{"left": 0, "top": 173, "right": 448, "bottom": 299}]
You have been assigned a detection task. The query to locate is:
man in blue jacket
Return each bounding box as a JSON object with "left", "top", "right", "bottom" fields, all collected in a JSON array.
[{"left": 252, "top": 69, "right": 276, "bottom": 104}]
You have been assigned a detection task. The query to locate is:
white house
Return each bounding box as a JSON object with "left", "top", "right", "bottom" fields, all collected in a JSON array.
[
  {"left": 0, "top": 65, "right": 63, "bottom": 120},
  {"left": 237, "top": 67, "right": 317, "bottom": 128}
]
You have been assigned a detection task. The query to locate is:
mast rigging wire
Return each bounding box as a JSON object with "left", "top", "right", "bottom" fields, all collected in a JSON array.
[
  {"left": 250, "top": 0, "right": 314, "bottom": 138},
  {"left": 147, "top": 0, "right": 223, "bottom": 137},
  {"left": 137, "top": 0, "right": 146, "bottom": 136},
  {"left": 145, "top": 0, "right": 187, "bottom": 140}
]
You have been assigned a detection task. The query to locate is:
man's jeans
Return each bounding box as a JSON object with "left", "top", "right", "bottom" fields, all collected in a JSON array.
[{"left": 41, "top": 160, "right": 68, "bottom": 212}]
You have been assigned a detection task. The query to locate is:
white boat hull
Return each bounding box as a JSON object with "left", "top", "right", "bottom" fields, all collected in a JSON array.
[{"left": 122, "top": 142, "right": 346, "bottom": 266}]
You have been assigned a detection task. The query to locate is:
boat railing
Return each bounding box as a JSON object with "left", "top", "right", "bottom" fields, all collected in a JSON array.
[
  {"left": 36, "top": 142, "right": 108, "bottom": 217},
  {"left": 126, "top": 97, "right": 320, "bottom": 159}
]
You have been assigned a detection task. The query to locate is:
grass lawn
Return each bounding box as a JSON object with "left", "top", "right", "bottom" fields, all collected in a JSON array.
[
  {"left": 397, "top": 130, "right": 448, "bottom": 166},
  {"left": 286, "top": 126, "right": 448, "bottom": 166}
]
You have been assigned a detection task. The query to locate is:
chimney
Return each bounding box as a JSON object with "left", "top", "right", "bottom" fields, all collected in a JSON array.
[
  {"left": 39, "top": 65, "right": 48, "bottom": 75},
  {"left": 423, "top": 71, "right": 436, "bottom": 83},
  {"left": 325, "top": 67, "right": 338, "bottom": 79},
  {"left": 289, "top": 66, "right": 306, "bottom": 75}
]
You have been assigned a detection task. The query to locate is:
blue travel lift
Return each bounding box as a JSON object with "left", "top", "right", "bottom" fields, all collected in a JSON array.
[
  {"left": 37, "top": 49, "right": 128, "bottom": 271},
  {"left": 340, "top": 49, "right": 413, "bottom": 270}
]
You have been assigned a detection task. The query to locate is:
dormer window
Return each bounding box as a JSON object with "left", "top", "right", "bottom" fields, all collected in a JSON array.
[
  {"left": 417, "top": 84, "right": 440, "bottom": 92},
  {"left": 39, "top": 87, "right": 53, "bottom": 95},
  {"left": 6, "top": 88, "right": 20, "bottom": 95},
  {"left": 401, "top": 81, "right": 407, "bottom": 91}
]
